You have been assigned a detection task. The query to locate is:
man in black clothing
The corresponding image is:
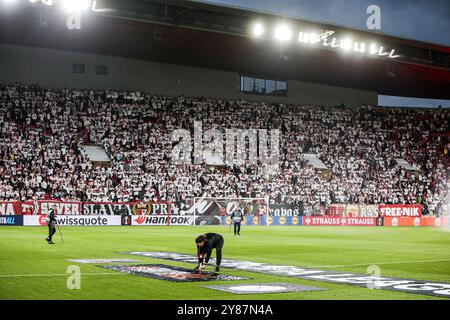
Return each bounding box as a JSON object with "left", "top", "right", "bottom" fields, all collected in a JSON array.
[
  {"left": 45, "top": 205, "right": 57, "bottom": 244},
  {"left": 194, "top": 233, "right": 224, "bottom": 272},
  {"left": 231, "top": 206, "right": 244, "bottom": 236}
]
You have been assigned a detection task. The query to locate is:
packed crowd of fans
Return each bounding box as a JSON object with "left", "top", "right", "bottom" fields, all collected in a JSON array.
[{"left": 0, "top": 83, "right": 449, "bottom": 215}]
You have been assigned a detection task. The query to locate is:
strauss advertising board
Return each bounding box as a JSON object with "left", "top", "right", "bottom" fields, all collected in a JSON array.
[{"left": 302, "top": 216, "right": 377, "bottom": 226}]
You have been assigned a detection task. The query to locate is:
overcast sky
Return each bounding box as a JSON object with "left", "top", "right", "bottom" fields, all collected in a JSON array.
[{"left": 198, "top": 1, "right": 450, "bottom": 107}]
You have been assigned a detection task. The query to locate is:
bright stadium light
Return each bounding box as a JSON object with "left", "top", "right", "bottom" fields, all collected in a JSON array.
[
  {"left": 62, "top": 0, "right": 90, "bottom": 13},
  {"left": 274, "top": 25, "right": 292, "bottom": 41},
  {"left": 369, "top": 43, "right": 378, "bottom": 55},
  {"left": 298, "top": 32, "right": 321, "bottom": 44},
  {"left": 252, "top": 23, "right": 265, "bottom": 37},
  {"left": 28, "top": 0, "right": 54, "bottom": 5},
  {"left": 354, "top": 42, "right": 366, "bottom": 53},
  {"left": 308, "top": 32, "right": 320, "bottom": 44},
  {"left": 343, "top": 38, "right": 353, "bottom": 51}
]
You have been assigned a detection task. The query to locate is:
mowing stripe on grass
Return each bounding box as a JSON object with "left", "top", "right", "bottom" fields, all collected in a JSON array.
[{"left": 312, "top": 258, "right": 450, "bottom": 268}]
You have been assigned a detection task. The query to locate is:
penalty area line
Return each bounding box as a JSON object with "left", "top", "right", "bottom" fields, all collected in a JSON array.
[{"left": 311, "top": 258, "right": 450, "bottom": 268}]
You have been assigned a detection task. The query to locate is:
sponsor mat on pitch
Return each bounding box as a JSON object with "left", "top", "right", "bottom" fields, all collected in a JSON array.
[
  {"left": 121, "top": 252, "right": 450, "bottom": 298},
  {"left": 99, "top": 264, "right": 250, "bottom": 282},
  {"left": 67, "top": 259, "right": 140, "bottom": 264},
  {"left": 203, "top": 283, "right": 325, "bottom": 294}
]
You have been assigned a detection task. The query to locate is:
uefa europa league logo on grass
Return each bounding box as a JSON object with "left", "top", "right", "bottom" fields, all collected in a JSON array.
[{"left": 171, "top": 121, "right": 280, "bottom": 173}]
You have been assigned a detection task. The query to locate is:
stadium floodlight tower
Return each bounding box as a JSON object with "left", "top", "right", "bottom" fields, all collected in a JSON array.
[
  {"left": 274, "top": 24, "right": 292, "bottom": 42},
  {"left": 193, "top": 196, "right": 270, "bottom": 226},
  {"left": 252, "top": 22, "right": 265, "bottom": 37}
]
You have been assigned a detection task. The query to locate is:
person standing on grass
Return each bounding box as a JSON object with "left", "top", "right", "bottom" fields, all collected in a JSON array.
[
  {"left": 45, "top": 205, "right": 57, "bottom": 244},
  {"left": 231, "top": 206, "right": 244, "bottom": 236},
  {"left": 194, "top": 233, "right": 224, "bottom": 272}
]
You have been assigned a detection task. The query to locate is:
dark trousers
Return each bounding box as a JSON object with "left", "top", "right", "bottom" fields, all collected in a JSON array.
[
  {"left": 48, "top": 225, "right": 56, "bottom": 241},
  {"left": 205, "top": 238, "right": 224, "bottom": 266},
  {"left": 234, "top": 222, "right": 241, "bottom": 235}
]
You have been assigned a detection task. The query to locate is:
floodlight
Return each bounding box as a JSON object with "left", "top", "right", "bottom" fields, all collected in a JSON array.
[
  {"left": 62, "top": 0, "right": 90, "bottom": 13},
  {"left": 369, "top": 43, "right": 378, "bottom": 55},
  {"left": 309, "top": 33, "right": 320, "bottom": 44},
  {"left": 252, "top": 23, "right": 265, "bottom": 37},
  {"left": 274, "top": 25, "right": 292, "bottom": 41},
  {"left": 343, "top": 38, "right": 353, "bottom": 51}
]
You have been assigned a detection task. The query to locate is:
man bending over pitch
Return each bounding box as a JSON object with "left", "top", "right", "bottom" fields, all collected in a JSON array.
[{"left": 194, "top": 233, "right": 224, "bottom": 272}]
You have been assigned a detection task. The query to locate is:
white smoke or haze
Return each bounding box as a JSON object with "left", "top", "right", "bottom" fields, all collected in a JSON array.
[
  {"left": 437, "top": 195, "right": 450, "bottom": 232},
  {"left": 438, "top": 219, "right": 450, "bottom": 232}
]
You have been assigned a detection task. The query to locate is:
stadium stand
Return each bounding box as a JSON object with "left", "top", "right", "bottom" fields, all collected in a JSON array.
[{"left": 0, "top": 83, "right": 448, "bottom": 216}]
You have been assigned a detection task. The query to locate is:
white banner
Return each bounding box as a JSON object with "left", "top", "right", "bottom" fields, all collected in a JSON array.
[
  {"left": 23, "top": 215, "right": 122, "bottom": 226},
  {"left": 131, "top": 215, "right": 195, "bottom": 226}
]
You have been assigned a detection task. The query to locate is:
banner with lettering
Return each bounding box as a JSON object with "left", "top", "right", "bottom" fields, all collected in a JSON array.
[{"left": 378, "top": 204, "right": 422, "bottom": 217}]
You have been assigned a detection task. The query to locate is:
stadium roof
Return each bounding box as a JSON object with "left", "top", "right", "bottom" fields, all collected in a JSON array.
[{"left": 0, "top": 0, "right": 449, "bottom": 99}]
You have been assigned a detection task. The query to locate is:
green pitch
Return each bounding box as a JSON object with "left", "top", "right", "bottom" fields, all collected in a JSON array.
[{"left": 1, "top": 226, "right": 449, "bottom": 300}]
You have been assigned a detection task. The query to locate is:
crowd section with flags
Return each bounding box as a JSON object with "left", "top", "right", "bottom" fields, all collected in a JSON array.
[{"left": 0, "top": 83, "right": 449, "bottom": 217}]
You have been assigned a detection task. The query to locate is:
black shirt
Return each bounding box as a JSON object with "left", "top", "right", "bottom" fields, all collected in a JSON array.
[
  {"left": 197, "top": 233, "right": 224, "bottom": 264},
  {"left": 46, "top": 209, "right": 56, "bottom": 226}
]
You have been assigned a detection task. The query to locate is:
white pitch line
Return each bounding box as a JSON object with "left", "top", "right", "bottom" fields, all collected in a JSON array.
[
  {"left": 0, "top": 272, "right": 127, "bottom": 278},
  {"left": 310, "top": 258, "right": 450, "bottom": 268}
]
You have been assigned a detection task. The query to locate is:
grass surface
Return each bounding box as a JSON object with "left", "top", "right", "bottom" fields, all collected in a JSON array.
[{"left": 0, "top": 226, "right": 449, "bottom": 300}]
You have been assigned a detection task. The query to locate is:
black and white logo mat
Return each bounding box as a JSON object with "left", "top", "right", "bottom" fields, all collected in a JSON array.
[
  {"left": 100, "top": 263, "right": 249, "bottom": 282},
  {"left": 121, "top": 252, "right": 450, "bottom": 298},
  {"left": 203, "top": 283, "right": 325, "bottom": 294},
  {"left": 67, "top": 259, "right": 140, "bottom": 264}
]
